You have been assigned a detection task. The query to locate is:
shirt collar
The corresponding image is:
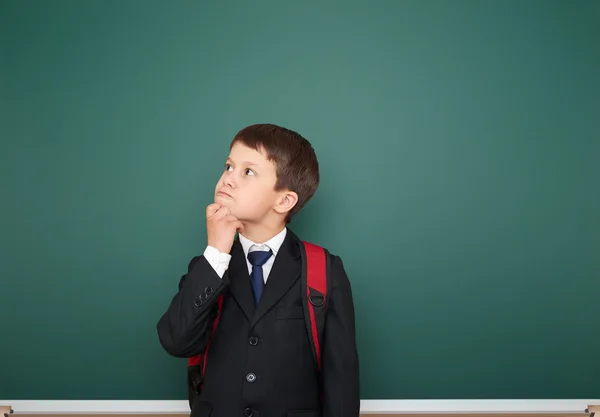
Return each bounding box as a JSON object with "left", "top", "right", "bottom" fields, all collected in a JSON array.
[{"left": 239, "top": 227, "right": 287, "bottom": 258}]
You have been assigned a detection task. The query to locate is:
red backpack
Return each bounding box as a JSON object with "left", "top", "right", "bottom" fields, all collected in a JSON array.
[{"left": 187, "top": 241, "right": 330, "bottom": 406}]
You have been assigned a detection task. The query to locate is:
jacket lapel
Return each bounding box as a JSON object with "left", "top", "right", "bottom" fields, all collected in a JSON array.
[
  {"left": 251, "top": 230, "right": 302, "bottom": 328},
  {"left": 226, "top": 238, "right": 255, "bottom": 322}
]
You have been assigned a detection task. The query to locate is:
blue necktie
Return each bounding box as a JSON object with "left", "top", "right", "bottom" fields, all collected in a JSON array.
[{"left": 247, "top": 249, "right": 272, "bottom": 305}]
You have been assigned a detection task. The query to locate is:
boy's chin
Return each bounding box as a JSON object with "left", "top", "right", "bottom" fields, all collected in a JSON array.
[
  {"left": 215, "top": 194, "right": 233, "bottom": 206},
  {"left": 214, "top": 198, "right": 241, "bottom": 216}
]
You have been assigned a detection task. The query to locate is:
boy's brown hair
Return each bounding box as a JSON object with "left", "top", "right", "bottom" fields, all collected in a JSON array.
[{"left": 231, "top": 124, "right": 320, "bottom": 224}]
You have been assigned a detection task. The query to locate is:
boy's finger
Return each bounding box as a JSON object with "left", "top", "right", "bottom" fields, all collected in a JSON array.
[
  {"left": 213, "top": 206, "right": 231, "bottom": 219},
  {"left": 222, "top": 214, "right": 239, "bottom": 223},
  {"left": 234, "top": 221, "right": 244, "bottom": 233},
  {"left": 206, "top": 203, "right": 221, "bottom": 219}
]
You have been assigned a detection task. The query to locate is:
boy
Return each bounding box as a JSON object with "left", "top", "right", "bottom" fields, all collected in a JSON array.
[{"left": 157, "top": 124, "right": 360, "bottom": 417}]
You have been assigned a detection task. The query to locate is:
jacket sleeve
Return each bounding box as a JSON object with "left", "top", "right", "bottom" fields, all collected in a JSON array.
[
  {"left": 156, "top": 255, "right": 228, "bottom": 358},
  {"left": 321, "top": 255, "right": 360, "bottom": 417}
]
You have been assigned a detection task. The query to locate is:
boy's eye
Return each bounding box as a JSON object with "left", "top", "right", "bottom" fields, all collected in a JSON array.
[{"left": 224, "top": 164, "right": 254, "bottom": 176}]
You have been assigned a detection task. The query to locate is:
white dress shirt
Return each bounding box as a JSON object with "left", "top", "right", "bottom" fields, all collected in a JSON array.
[{"left": 203, "top": 228, "right": 287, "bottom": 282}]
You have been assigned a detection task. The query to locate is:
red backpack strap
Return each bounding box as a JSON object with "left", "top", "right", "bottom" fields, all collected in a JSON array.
[
  {"left": 301, "top": 241, "right": 330, "bottom": 371},
  {"left": 187, "top": 294, "right": 224, "bottom": 407}
]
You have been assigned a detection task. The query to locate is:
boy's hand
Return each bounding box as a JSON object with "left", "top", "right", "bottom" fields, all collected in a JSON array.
[{"left": 206, "top": 203, "right": 244, "bottom": 254}]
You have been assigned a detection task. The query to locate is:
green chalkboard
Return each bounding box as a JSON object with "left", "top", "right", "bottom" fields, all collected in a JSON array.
[{"left": 1, "top": 0, "right": 599, "bottom": 400}]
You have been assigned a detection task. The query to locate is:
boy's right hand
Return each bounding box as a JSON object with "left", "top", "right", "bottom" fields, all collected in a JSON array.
[{"left": 206, "top": 203, "right": 244, "bottom": 254}]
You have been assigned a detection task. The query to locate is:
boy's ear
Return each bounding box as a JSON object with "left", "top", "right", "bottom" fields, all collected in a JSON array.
[{"left": 274, "top": 190, "right": 298, "bottom": 216}]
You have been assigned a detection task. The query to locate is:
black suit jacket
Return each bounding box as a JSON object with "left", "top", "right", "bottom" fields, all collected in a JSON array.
[{"left": 157, "top": 229, "right": 360, "bottom": 417}]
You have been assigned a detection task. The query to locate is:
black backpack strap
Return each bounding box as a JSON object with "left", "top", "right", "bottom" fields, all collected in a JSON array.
[{"left": 300, "top": 241, "right": 331, "bottom": 371}]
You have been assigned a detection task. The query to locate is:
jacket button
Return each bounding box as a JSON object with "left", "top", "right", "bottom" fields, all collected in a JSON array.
[
  {"left": 194, "top": 298, "right": 203, "bottom": 308},
  {"left": 205, "top": 286, "right": 214, "bottom": 294},
  {"left": 249, "top": 337, "right": 258, "bottom": 346},
  {"left": 200, "top": 293, "right": 208, "bottom": 300},
  {"left": 243, "top": 408, "right": 254, "bottom": 417},
  {"left": 246, "top": 372, "right": 256, "bottom": 383}
]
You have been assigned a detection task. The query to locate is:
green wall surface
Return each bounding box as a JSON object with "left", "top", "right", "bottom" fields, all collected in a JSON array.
[{"left": 1, "top": 0, "right": 598, "bottom": 400}]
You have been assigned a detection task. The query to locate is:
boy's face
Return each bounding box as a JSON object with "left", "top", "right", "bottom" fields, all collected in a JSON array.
[{"left": 214, "top": 142, "right": 282, "bottom": 223}]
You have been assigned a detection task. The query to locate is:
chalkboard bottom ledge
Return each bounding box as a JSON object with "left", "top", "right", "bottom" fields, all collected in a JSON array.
[{"left": 0, "top": 400, "right": 598, "bottom": 415}]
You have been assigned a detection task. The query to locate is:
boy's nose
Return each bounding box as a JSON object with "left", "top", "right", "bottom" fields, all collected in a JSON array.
[{"left": 223, "top": 174, "right": 235, "bottom": 188}]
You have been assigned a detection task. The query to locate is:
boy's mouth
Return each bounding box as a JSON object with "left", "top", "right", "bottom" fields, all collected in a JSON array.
[{"left": 217, "top": 191, "right": 233, "bottom": 199}]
